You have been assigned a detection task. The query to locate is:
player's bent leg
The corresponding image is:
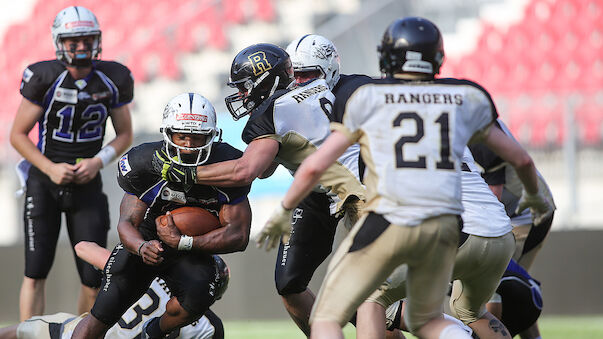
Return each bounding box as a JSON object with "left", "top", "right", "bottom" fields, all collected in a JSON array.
[
  {"left": 0, "top": 324, "right": 18, "bottom": 339},
  {"left": 281, "top": 289, "right": 316, "bottom": 336},
  {"left": 71, "top": 313, "right": 111, "bottom": 339},
  {"left": 77, "top": 285, "right": 99, "bottom": 314},
  {"left": 466, "top": 312, "right": 511, "bottom": 339},
  {"left": 310, "top": 320, "right": 343, "bottom": 339},
  {"left": 275, "top": 193, "right": 337, "bottom": 336},
  {"left": 19, "top": 277, "right": 45, "bottom": 321},
  {"left": 403, "top": 216, "right": 459, "bottom": 335},
  {"left": 356, "top": 301, "right": 387, "bottom": 339},
  {"left": 449, "top": 233, "right": 514, "bottom": 339}
]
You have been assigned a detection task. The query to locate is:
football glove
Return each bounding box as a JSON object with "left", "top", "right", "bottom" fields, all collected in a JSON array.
[
  {"left": 516, "top": 189, "right": 554, "bottom": 226},
  {"left": 256, "top": 203, "right": 293, "bottom": 251},
  {"left": 153, "top": 150, "right": 197, "bottom": 185}
]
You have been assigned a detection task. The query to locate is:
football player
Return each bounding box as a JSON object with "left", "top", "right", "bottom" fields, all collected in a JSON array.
[
  {"left": 155, "top": 42, "right": 366, "bottom": 337},
  {"left": 9, "top": 6, "right": 134, "bottom": 321},
  {"left": 0, "top": 241, "right": 227, "bottom": 339},
  {"left": 358, "top": 147, "right": 514, "bottom": 339},
  {"left": 469, "top": 118, "right": 555, "bottom": 339},
  {"left": 263, "top": 17, "right": 552, "bottom": 339},
  {"left": 70, "top": 93, "right": 252, "bottom": 339},
  {"left": 487, "top": 259, "right": 544, "bottom": 338}
]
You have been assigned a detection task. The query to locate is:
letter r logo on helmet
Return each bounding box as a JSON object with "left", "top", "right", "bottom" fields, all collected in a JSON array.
[{"left": 249, "top": 51, "right": 273, "bottom": 76}]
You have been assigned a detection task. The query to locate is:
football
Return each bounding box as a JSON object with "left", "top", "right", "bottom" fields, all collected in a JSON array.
[{"left": 156, "top": 206, "right": 221, "bottom": 236}]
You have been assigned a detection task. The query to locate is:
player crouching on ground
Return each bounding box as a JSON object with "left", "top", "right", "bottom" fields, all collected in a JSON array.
[
  {"left": 0, "top": 241, "right": 228, "bottom": 339},
  {"left": 71, "top": 93, "right": 252, "bottom": 339}
]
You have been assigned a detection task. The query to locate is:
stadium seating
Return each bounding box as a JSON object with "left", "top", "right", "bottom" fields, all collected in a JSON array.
[
  {"left": 449, "top": 0, "right": 602, "bottom": 147},
  {"left": 0, "top": 0, "right": 600, "bottom": 150}
]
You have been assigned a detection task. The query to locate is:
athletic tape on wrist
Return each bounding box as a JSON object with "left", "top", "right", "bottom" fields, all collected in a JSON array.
[
  {"left": 178, "top": 235, "right": 194, "bottom": 251},
  {"left": 95, "top": 145, "right": 117, "bottom": 168}
]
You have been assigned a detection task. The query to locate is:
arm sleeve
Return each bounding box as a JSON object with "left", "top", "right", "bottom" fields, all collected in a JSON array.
[{"left": 20, "top": 63, "right": 53, "bottom": 105}]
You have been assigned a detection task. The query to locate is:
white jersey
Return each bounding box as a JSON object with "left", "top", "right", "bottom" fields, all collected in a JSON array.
[
  {"left": 17, "top": 279, "right": 217, "bottom": 339},
  {"left": 242, "top": 78, "right": 364, "bottom": 214},
  {"left": 331, "top": 77, "right": 497, "bottom": 226},
  {"left": 470, "top": 119, "right": 556, "bottom": 226},
  {"left": 461, "top": 147, "right": 512, "bottom": 237}
]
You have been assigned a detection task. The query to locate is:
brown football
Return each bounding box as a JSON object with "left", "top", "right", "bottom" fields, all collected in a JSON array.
[{"left": 156, "top": 206, "right": 221, "bottom": 236}]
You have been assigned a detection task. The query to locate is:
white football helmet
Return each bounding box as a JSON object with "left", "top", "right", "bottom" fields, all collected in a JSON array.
[
  {"left": 51, "top": 6, "right": 102, "bottom": 67},
  {"left": 160, "top": 93, "right": 221, "bottom": 166},
  {"left": 285, "top": 34, "right": 341, "bottom": 90}
]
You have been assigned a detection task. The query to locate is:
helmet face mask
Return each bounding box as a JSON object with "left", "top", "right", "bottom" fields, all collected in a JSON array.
[
  {"left": 160, "top": 93, "right": 221, "bottom": 166},
  {"left": 285, "top": 34, "right": 341, "bottom": 90},
  {"left": 378, "top": 17, "right": 445, "bottom": 77},
  {"left": 225, "top": 43, "right": 294, "bottom": 120},
  {"left": 51, "top": 6, "right": 102, "bottom": 68}
]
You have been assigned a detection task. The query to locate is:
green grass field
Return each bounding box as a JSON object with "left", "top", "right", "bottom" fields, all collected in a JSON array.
[{"left": 224, "top": 315, "right": 603, "bottom": 338}]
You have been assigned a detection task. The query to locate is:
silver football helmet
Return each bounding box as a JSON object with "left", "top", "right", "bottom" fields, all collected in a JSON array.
[
  {"left": 285, "top": 34, "right": 341, "bottom": 90},
  {"left": 160, "top": 93, "right": 221, "bottom": 166},
  {"left": 51, "top": 6, "right": 102, "bottom": 67}
]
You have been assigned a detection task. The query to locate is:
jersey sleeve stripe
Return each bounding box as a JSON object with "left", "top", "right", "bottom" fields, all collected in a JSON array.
[
  {"left": 95, "top": 70, "right": 120, "bottom": 108},
  {"left": 140, "top": 180, "right": 166, "bottom": 206}
]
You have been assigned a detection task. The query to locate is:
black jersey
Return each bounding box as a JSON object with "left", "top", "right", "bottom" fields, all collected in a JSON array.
[
  {"left": 20, "top": 59, "right": 134, "bottom": 163},
  {"left": 117, "top": 141, "right": 250, "bottom": 236}
]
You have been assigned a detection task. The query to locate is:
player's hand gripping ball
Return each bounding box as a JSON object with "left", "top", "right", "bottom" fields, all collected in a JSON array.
[{"left": 156, "top": 207, "right": 221, "bottom": 248}]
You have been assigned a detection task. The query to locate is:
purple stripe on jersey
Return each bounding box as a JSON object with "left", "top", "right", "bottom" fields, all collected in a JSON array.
[
  {"left": 227, "top": 195, "right": 246, "bottom": 205},
  {"left": 94, "top": 70, "right": 119, "bottom": 107},
  {"left": 38, "top": 72, "right": 68, "bottom": 151},
  {"left": 141, "top": 181, "right": 165, "bottom": 206}
]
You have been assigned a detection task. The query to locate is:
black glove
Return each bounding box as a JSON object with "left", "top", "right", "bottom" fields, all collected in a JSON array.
[{"left": 153, "top": 150, "right": 197, "bottom": 185}]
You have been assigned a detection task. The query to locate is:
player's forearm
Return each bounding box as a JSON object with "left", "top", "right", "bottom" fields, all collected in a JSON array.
[
  {"left": 196, "top": 159, "right": 259, "bottom": 187},
  {"left": 513, "top": 159, "right": 539, "bottom": 195},
  {"left": 117, "top": 221, "right": 146, "bottom": 254},
  {"left": 282, "top": 161, "right": 324, "bottom": 210},
  {"left": 10, "top": 133, "right": 55, "bottom": 174},
  {"left": 192, "top": 226, "right": 250, "bottom": 253}
]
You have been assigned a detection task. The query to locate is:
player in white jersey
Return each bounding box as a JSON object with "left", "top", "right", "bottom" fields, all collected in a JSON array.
[
  {"left": 470, "top": 118, "right": 556, "bottom": 269},
  {"left": 470, "top": 118, "right": 555, "bottom": 339},
  {"left": 0, "top": 242, "right": 226, "bottom": 339},
  {"left": 154, "top": 43, "right": 365, "bottom": 337},
  {"left": 357, "top": 147, "right": 514, "bottom": 339},
  {"left": 261, "top": 17, "right": 552, "bottom": 339}
]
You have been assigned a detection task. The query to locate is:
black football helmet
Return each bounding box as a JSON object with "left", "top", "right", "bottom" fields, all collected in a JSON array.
[
  {"left": 212, "top": 255, "right": 230, "bottom": 301},
  {"left": 225, "top": 43, "right": 294, "bottom": 120},
  {"left": 377, "top": 17, "right": 445, "bottom": 77}
]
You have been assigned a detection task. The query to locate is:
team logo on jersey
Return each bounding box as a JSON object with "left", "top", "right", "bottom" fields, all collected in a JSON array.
[
  {"left": 22, "top": 68, "right": 33, "bottom": 83},
  {"left": 75, "top": 79, "right": 87, "bottom": 89},
  {"left": 248, "top": 51, "right": 273, "bottom": 76},
  {"left": 119, "top": 155, "right": 131, "bottom": 176},
  {"left": 54, "top": 88, "right": 78, "bottom": 104},
  {"left": 160, "top": 187, "right": 187, "bottom": 204},
  {"left": 175, "top": 113, "right": 208, "bottom": 122}
]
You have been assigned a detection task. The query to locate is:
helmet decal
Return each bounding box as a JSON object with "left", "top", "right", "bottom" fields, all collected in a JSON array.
[{"left": 248, "top": 51, "right": 273, "bottom": 76}]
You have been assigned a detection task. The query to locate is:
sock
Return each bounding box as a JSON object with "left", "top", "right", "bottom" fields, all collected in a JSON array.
[
  {"left": 439, "top": 324, "right": 473, "bottom": 339},
  {"left": 145, "top": 317, "right": 164, "bottom": 339}
]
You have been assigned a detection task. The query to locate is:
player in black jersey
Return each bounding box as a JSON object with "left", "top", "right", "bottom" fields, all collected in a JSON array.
[
  {"left": 155, "top": 42, "right": 367, "bottom": 337},
  {"left": 9, "top": 6, "right": 134, "bottom": 321},
  {"left": 71, "top": 93, "right": 252, "bottom": 339}
]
